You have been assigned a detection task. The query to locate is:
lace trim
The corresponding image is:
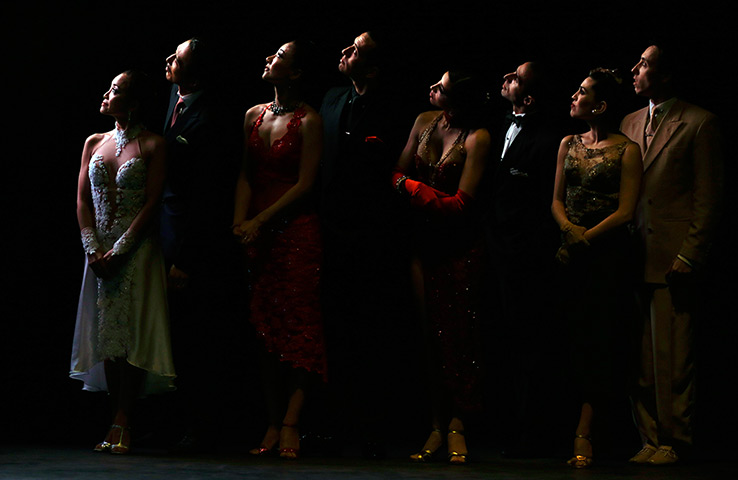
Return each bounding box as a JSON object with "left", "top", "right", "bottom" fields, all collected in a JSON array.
[
  {"left": 113, "top": 123, "right": 143, "bottom": 157},
  {"left": 96, "top": 241, "right": 140, "bottom": 359},
  {"left": 112, "top": 230, "right": 135, "bottom": 255},
  {"left": 81, "top": 226, "right": 100, "bottom": 255}
]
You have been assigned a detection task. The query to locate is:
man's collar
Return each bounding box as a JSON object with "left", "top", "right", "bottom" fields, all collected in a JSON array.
[
  {"left": 649, "top": 97, "right": 677, "bottom": 116},
  {"left": 178, "top": 89, "right": 204, "bottom": 108}
]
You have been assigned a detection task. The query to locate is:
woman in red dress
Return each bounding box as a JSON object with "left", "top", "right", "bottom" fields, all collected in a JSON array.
[
  {"left": 232, "top": 39, "right": 324, "bottom": 459},
  {"left": 392, "top": 71, "right": 491, "bottom": 464}
]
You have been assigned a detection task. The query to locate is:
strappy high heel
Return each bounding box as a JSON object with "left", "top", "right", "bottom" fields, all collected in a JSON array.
[
  {"left": 566, "top": 434, "right": 593, "bottom": 468},
  {"left": 249, "top": 426, "right": 279, "bottom": 456},
  {"left": 447, "top": 430, "right": 468, "bottom": 465},
  {"left": 94, "top": 424, "right": 121, "bottom": 453},
  {"left": 110, "top": 424, "right": 131, "bottom": 455},
  {"left": 95, "top": 424, "right": 130, "bottom": 455},
  {"left": 279, "top": 424, "right": 300, "bottom": 459},
  {"left": 409, "top": 428, "right": 442, "bottom": 462}
]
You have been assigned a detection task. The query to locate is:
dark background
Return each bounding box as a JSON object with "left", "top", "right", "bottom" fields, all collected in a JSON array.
[{"left": 5, "top": 0, "right": 736, "bottom": 453}]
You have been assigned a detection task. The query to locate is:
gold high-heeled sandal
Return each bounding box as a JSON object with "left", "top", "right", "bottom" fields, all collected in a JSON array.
[
  {"left": 249, "top": 426, "right": 279, "bottom": 456},
  {"left": 110, "top": 424, "right": 131, "bottom": 455},
  {"left": 447, "top": 430, "right": 468, "bottom": 465},
  {"left": 566, "top": 434, "right": 593, "bottom": 468},
  {"left": 279, "top": 424, "right": 300, "bottom": 460},
  {"left": 409, "top": 428, "right": 442, "bottom": 462},
  {"left": 93, "top": 424, "right": 122, "bottom": 453}
]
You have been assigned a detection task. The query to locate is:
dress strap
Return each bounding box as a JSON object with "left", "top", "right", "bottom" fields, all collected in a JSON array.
[
  {"left": 253, "top": 105, "right": 270, "bottom": 129},
  {"left": 418, "top": 113, "right": 443, "bottom": 146}
]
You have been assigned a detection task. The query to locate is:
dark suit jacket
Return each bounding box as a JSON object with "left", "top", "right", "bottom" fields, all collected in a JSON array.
[
  {"left": 487, "top": 112, "right": 561, "bottom": 267},
  {"left": 319, "top": 85, "right": 412, "bottom": 241},
  {"left": 621, "top": 99, "right": 724, "bottom": 283},
  {"left": 161, "top": 86, "right": 241, "bottom": 275}
]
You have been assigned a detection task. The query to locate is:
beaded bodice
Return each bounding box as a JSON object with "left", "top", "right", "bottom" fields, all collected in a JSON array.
[
  {"left": 414, "top": 113, "right": 469, "bottom": 195},
  {"left": 564, "top": 135, "right": 628, "bottom": 228},
  {"left": 88, "top": 155, "right": 146, "bottom": 248}
]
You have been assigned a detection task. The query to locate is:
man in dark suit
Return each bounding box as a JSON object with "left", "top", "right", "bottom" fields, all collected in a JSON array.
[
  {"left": 161, "top": 37, "right": 242, "bottom": 449},
  {"left": 318, "top": 31, "right": 414, "bottom": 457},
  {"left": 487, "top": 61, "right": 563, "bottom": 457},
  {"left": 621, "top": 44, "right": 723, "bottom": 465}
]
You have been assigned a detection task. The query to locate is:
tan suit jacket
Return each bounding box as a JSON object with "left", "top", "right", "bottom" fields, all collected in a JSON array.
[{"left": 621, "top": 99, "right": 724, "bottom": 283}]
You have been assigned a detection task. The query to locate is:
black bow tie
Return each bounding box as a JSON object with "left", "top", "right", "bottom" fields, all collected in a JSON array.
[{"left": 506, "top": 113, "right": 525, "bottom": 127}]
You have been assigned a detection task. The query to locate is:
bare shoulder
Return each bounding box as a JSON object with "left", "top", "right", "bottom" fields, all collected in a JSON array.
[
  {"left": 407, "top": 110, "right": 439, "bottom": 134},
  {"left": 610, "top": 132, "right": 632, "bottom": 144},
  {"left": 467, "top": 127, "right": 491, "bottom": 145},
  {"left": 300, "top": 105, "right": 323, "bottom": 129},
  {"left": 245, "top": 103, "right": 268, "bottom": 124},
  {"left": 138, "top": 130, "right": 166, "bottom": 154},
  {"left": 84, "top": 133, "right": 107, "bottom": 151},
  {"left": 560, "top": 134, "right": 576, "bottom": 147},
  {"left": 417, "top": 110, "right": 441, "bottom": 125}
]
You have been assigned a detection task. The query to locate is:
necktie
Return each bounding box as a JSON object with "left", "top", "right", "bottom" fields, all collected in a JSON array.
[
  {"left": 645, "top": 107, "right": 661, "bottom": 148},
  {"left": 170, "top": 97, "right": 186, "bottom": 127}
]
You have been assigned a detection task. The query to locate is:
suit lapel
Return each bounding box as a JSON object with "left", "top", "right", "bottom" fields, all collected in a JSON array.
[
  {"left": 166, "top": 94, "right": 204, "bottom": 139},
  {"left": 643, "top": 100, "right": 685, "bottom": 172},
  {"left": 500, "top": 116, "right": 536, "bottom": 168},
  {"left": 625, "top": 107, "right": 648, "bottom": 154},
  {"left": 321, "top": 87, "right": 352, "bottom": 185},
  {"left": 164, "top": 88, "right": 179, "bottom": 134}
]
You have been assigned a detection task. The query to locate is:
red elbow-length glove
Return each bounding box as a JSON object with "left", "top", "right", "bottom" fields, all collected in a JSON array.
[{"left": 392, "top": 169, "right": 472, "bottom": 214}]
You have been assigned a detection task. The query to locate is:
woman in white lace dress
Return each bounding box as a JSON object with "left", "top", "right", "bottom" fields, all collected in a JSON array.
[{"left": 71, "top": 70, "right": 175, "bottom": 454}]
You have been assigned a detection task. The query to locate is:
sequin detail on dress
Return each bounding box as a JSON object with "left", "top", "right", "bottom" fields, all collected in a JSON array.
[
  {"left": 564, "top": 135, "right": 627, "bottom": 228},
  {"left": 415, "top": 114, "right": 468, "bottom": 193},
  {"left": 413, "top": 113, "right": 482, "bottom": 412},
  {"left": 88, "top": 154, "right": 147, "bottom": 359},
  {"left": 245, "top": 106, "right": 326, "bottom": 379},
  {"left": 560, "top": 134, "right": 635, "bottom": 403}
]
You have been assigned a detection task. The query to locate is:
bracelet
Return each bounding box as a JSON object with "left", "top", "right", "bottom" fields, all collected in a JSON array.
[
  {"left": 112, "top": 230, "right": 135, "bottom": 255},
  {"left": 394, "top": 175, "right": 409, "bottom": 193},
  {"left": 80, "top": 227, "right": 100, "bottom": 255}
]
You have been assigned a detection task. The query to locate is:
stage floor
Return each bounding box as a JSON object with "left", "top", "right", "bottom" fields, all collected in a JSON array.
[{"left": 2, "top": 444, "right": 736, "bottom": 480}]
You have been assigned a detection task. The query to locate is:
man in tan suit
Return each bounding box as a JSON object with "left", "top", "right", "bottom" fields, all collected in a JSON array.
[{"left": 621, "top": 45, "right": 724, "bottom": 465}]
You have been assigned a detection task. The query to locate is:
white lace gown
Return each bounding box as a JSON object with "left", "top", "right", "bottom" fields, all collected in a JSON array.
[{"left": 70, "top": 153, "right": 176, "bottom": 395}]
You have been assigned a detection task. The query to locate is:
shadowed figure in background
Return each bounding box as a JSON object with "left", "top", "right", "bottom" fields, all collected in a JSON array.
[
  {"left": 318, "top": 30, "right": 415, "bottom": 458},
  {"left": 160, "top": 36, "right": 242, "bottom": 450}
]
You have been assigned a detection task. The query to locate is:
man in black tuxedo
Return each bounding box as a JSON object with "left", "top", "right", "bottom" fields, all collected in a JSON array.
[
  {"left": 160, "top": 37, "right": 242, "bottom": 449},
  {"left": 487, "top": 61, "right": 563, "bottom": 457},
  {"left": 318, "top": 31, "right": 414, "bottom": 457}
]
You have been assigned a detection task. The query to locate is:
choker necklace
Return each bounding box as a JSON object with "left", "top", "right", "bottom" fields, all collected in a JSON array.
[
  {"left": 268, "top": 100, "right": 302, "bottom": 116},
  {"left": 114, "top": 123, "right": 143, "bottom": 157}
]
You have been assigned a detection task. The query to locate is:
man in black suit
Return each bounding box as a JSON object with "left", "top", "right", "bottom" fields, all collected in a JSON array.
[
  {"left": 487, "top": 61, "right": 563, "bottom": 457},
  {"left": 161, "top": 37, "right": 236, "bottom": 281},
  {"left": 161, "top": 37, "right": 242, "bottom": 449},
  {"left": 318, "top": 31, "right": 414, "bottom": 457}
]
